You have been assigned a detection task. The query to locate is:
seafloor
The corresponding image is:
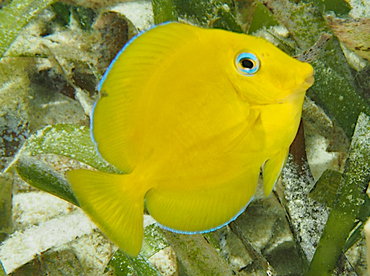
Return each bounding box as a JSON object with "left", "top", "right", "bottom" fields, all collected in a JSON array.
[{"left": 0, "top": 0, "right": 370, "bottom": 275}]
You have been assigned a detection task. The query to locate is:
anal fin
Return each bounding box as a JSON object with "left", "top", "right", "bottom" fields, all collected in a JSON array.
[{"left": 145, "top": 170, "right": 260, "bottom": 233}]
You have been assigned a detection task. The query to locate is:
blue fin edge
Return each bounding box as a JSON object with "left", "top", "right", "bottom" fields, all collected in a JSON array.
[{"left": 155, "top": 196, "right": 255, "bottom": 234}]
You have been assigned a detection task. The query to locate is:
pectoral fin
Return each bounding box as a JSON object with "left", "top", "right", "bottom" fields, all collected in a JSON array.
[{"left": 262, "top": 149, "right": 289, "bottom": 197}]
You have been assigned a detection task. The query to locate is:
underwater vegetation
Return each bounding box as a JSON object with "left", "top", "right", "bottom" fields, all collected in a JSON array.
[{"left": 0, "top": 0, "right": 370, "bottom": 275}]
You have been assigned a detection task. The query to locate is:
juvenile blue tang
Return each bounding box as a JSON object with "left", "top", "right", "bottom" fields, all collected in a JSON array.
[{"left": 67, "top": 22, "right": 314, "bottom": 256}]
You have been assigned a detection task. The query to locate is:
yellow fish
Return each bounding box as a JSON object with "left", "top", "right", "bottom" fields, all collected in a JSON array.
[{"left": 67, "top": 22, "right": 314, "bottom": 256}]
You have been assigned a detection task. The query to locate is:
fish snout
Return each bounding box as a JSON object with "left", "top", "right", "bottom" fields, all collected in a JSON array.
[
  {"left": 294, "top": 65, "right": 314, "bottom": 93},
  {"left": 303, "top": 72, "right": 315, "bottom": 87}
]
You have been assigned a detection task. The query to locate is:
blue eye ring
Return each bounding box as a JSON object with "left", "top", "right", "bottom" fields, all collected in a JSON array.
[{"left": 235, "top": 52, "right": 260, "bottom": 75}]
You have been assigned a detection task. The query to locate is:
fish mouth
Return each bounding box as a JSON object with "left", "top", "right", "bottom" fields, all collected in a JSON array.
[
  {"left": 294, "top": 73, "right": 314, "bottom": 94},
  {"left": 304, "top": 74, "right": 315, "bottom": 87},
  {"left": 276, "top": 71, "right": 314, "bottom": 103}
]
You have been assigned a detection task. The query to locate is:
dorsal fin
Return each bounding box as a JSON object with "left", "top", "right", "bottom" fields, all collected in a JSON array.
[{"left": 92, "top": 23, "right": 201, "bottom": 172}]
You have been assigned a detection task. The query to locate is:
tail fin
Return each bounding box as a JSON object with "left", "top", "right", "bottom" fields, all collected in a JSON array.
[{"left": 66, "top": 169, "right": 144, "bottom": 256}]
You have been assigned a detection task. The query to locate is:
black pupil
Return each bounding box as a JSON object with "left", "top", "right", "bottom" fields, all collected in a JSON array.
[{"left": 241, "top": 58, "right": 254, "bottom": 69}]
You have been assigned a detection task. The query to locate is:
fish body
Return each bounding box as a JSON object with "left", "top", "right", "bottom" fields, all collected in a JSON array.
[{"left": 67, "top": 22, "right": 314, "bottom": 256}]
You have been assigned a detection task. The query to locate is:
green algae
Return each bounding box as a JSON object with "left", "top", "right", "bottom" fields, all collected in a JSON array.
[
  {"left": 72, "top": 6, "right": 97, "bottom": 31},
  {"left": 0, "top": 261, "right": 5, "bottom": 276},
  {"left": 309, "top": 169, "right": 343, "bottom": 206},
  {"left": 176, "top": 0, "right": 243, "bottom": 32},
  {"left": 106, "top": 223, "right": 170, "bottom": 275},
  {"left": 141, "top": 224, "right": 170, "bottom": 258},
  {"left": 10, "top": 249, "right": 84, "bottom": 276},
  {"left": 162, "top": 230, "right": 236, "bottom": 276},
  {"left": 105, "top": 250, "right": 161, "bottom": 276},
  {"left": 51, "top": 2, "right": 71, "bottom": 27},
  {"left": 0, "top": 173, "right": 12, "bottom": 242},
  {"left": 2, "top": 0, "right": 370, "bottom": 274},
  {"left": 0, "top": 0, "right": 54, "bottom": 58},
  {"left": 152, "top": 0, "right": 178, "bottom": 24},
  {"left": 152, "top": 0, "right": 244, "bottom": 33},
  {"left": 0, "top": 0, "right": 97, "bottom": 58},
  {"left": 247, "top": 2, "right": 279, "bottom": 34},
  {"left": 309, "top": 168, "right": 370, "bottom": 258},
  {"left": 306, "top": 113, "right": 370, "bottom": 276},
  {"left": 11, "top": 124, "right": 119, "bottom": 174},
  {"left": 15, "top": 156, "right": 79, "bottom": 206},
  {"left": 230, "top": 196, "right": 309, "bottom": 275},
  {"left": 308, "top": 49, "right": 370, "bottom": 138},
  {"left": 304, "top": 0, "right": 351, "bottom": 16}
]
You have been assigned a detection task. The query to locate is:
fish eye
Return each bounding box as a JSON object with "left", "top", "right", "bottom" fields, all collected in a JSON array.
[{"left": 235, "top": 53, "right": 260, "bottom": 75}]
